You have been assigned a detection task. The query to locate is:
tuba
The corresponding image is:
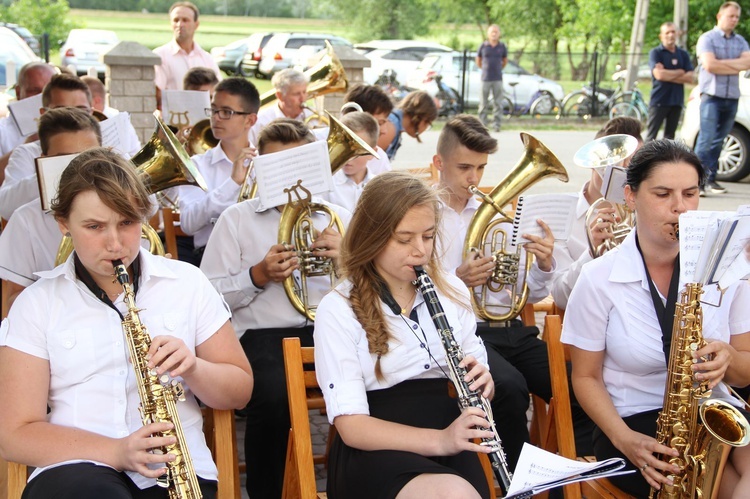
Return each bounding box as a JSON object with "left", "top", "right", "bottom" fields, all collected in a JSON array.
[
  {"left": 463, "top": 133, "right": 568, "bottom": 321},
  {"left": 278, "top": 112, "right": 378, "bottom": 321},
  {"left": 650, "top": 282, "right": 750, "bottom": 499},
  {"left": 55, "top": 117, "right": 209, "bottom": 265},
  {"left": 575, "top": 134, "right": 639, "bottom": 258}
]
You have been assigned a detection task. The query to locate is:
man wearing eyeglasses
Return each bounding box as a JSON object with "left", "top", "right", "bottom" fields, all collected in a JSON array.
[
  {"left": 248, "top": 68, "right": 314, "bottom": 146},
  {"left": 0, "top": 73, "right": 94, "bottom": 220},
  {"left": 173, "top": 76, "right": 259, "bottom": 265}
]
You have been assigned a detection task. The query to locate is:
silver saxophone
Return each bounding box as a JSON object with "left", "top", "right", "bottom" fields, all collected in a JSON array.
[{"left": 412, "top": 265, "right": 513, "bottom": 491}]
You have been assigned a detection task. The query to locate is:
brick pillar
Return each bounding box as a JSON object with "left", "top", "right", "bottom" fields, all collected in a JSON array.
[
  {"left": 325, "top": 45, "right": 371, "bottom": 118},
  {"left": 102, "top": 41, "right": 161, "bottom": 145}
]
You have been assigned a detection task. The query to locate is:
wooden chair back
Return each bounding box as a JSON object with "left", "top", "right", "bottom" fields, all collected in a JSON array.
[
  {"left": 202, "top": 408, "right": 242, "bottom": 499},
  {"left": 162, "top": 207, "right": 187, "bottom": 260}
]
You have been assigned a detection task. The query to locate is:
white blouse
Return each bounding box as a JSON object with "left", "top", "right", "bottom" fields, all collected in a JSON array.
[
  {"left": 0, "top": 250, "right": 230, "bottom": 488},
  {"left": 562, "top": 230, "right": 750, "bottom": 418},
  {"left": 314, "top": 273, "right": 489, "bottom": 424}
]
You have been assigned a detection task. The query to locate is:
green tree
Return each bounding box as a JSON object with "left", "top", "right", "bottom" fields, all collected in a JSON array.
[
  {"left": 314, "top": 0, "right": 434, "bottom": 40},
  {"left": 1, "top": 0, "right": 80, "bottom": 45}
]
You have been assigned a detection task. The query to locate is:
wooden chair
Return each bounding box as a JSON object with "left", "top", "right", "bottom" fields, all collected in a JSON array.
[
  {"left": 281, "top": 337, "right": 498, "bottom": 499},
  {"left": 161, "top": 207, "right": 187, "bottom": 260}
]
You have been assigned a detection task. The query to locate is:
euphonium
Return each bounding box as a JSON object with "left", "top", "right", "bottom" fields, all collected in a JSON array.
[
  {"left": 55, "top": 118, "right": 209, "bottom": 265},
  {"left": 278, "top": 112, "right": 378, "bottom": 321},
  {"left": 574, "top": 134, "right": 639, "bottom": 258},
  {"left": 463, "top": 133, "right": 568, "bottom": 321},
  {"left": 650, "top": 282, "right": 750, "bottom": 499},
  {"left": 113, "top": 260, "right": 202, "bottom": 499},
  {"left": 182, "top": 119, "right": 219, "bottom": 156}
]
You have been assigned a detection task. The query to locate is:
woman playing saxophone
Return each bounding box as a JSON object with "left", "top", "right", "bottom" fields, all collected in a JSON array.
[
  {"left": 562, "top": 140, "right": 750, "bottom": 497},
  {"left": 0, "top": 148, "right": 253, "bottom": 499},
  {"left": 314, "top": 171, "right": 495, "bottom": 499}
]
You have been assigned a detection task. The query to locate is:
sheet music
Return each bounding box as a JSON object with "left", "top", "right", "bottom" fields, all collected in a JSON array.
[
  {"left": 253, "top": 140, "right": 332, "bottom": 210},
  {"left": 511, "top": 193, "right": 577, "bottom": 245},
  {"left": 679, "top": 210, "right": 719, "bottom": 283},
  {"left": 8, "top": 94, "right": 43, "bottom": 137},
  {"left": 718, "top": 245, "right": 750, "bottom": 290},
  {"left": 600, "top": 165, "right": 627, "bottom": 204},
  {"left": 35, "top": 153, "right": 79, "bottom": 211},
  {"left": 162, "top": 90, "right": 211, "bottom": 128},
  {"left": 99, "top": 112, "right": 132, "bottom": 155},
  {"left": 708, "top": 216, "right": 750, "bottom": 287}
]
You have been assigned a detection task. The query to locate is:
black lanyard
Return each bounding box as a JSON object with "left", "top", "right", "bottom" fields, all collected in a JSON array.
[
  {"left": 74, "top": 254, "right": 140, "bottom": 321},
  {"left": 635, "top": 235, "right": 680, "bottom": 364}
]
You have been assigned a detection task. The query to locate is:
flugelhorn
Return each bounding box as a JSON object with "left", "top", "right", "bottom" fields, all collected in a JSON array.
[
  {"left": 575, "top": 134, "right": 639, "bottom": 258},
  {"left": 463, "top": 133, "right": 568, "bottom": 321},
  {"left": 55, "top": 117, "right": 209, "bottom": 265},
  {"left": 278, "top": 112, "right": 378, "bottom": 321}
]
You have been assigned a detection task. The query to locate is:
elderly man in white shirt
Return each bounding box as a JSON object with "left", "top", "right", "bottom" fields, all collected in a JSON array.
[
  {"left": 153, "top": 1, "right": 222, "bottom": 108},
  {"left": 248, "top": 68, "right": 314, "bottom": 146}
]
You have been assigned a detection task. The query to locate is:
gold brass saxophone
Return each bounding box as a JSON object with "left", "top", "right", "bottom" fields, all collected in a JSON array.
[
  {"left": 574, "top": 134, "right": 639, "bottom": 258},
  {"left": 112, "top": 259, "right": 202, "bottom": 499},
  {"left": 278, "top": 112, "right": 378, "bottom": 320},
  {"left": 650, "top": 282, "right": 750, "bottom": 499},
  {"left": 55, "top": 118, "right": 209, "bottom": 265},
  {"left": 463, "top": 133, "right": 568, "bottom": 321}
]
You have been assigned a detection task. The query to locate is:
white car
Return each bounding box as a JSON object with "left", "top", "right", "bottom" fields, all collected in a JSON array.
[
  {"left": 257, "top": 33, "right": 351, "bottom": 78},
  {"left": 60, "top": 29, "right": 119, "bottom": 76},
  {"left": 406, "top": 51, "right": 565, "bottom": 110},
  {"left": 0, "top": 26, "right": 40, "bottom": 89},
  {"left": 680, "top": 71, "right": 750, "bottom": 181},
  {"left": 354, "top": 40, "right": 453, "bottom": 86}
]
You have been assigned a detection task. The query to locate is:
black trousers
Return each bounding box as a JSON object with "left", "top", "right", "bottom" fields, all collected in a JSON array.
[
  {"left": 478, "top": 324, "right": 595, "bottom": 470},
  {"left": 21, "top": 462, "right": 217, "bottom": 499},
  {"left": 646, "top": 105, "right": 682, "bottom": 142},
  {"left": 240, "top": 326, "right": 315, "bottom": 499}
]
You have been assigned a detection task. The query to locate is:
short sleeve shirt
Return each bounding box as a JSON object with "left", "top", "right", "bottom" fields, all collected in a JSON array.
[
  {"left": 649, "top": 44, "right": 693, "bottom": 107},
  {"left": 477, "top": 41, "right": 508, "bottom": 82}
]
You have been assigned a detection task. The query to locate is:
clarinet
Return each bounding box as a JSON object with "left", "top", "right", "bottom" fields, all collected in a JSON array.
[{"left": 412, "top": 265, "right": 513, "bottom": 491}]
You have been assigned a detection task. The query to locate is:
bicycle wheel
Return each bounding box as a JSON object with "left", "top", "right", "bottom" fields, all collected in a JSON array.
[
  {"left": 562, "top": 92, "right": 593, "bottom": 118},
  {"left": 609, "top": 102, "right": 641, "bottom": 120},
  {"left": 502, "top": 96, "right": 513, "bottom": 119},
  {"left": 530, "top": 91, "right": 560, "bottom": 116}
]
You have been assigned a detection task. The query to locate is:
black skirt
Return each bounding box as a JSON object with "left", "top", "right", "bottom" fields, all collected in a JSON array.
[{"left": 326, "top": 378, "right": 491, "bottom": 499}]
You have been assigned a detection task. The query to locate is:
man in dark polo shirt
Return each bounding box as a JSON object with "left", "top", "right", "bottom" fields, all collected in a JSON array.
[
  {"left": 476, "top": 24, "right": 508, "bottom": 132},
  {"left": 646, "top": 22, "right": 694, "bottom": 142}
]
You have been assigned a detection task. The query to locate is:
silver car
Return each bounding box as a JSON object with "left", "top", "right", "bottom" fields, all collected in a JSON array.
[
  {"left": 680, "top": 71, "right": 750, "bottom": 182},
  {"left": 60, "top": 29, "right": 119, "bottom": 76}
]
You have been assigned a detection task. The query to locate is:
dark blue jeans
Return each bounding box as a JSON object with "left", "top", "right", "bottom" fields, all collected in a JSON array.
[{"left": 695, "top": 95, "right": 739, "bottom": 182}]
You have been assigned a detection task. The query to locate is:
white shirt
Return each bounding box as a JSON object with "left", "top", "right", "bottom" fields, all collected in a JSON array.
[
  {"left": 153, "top": 40, "right": 221, "bottom": 92},
  {"left": 0, "top": 141, "right": 42, "bottom": 220},
  {"left": 437, "top": 196, "right": 555, "bottom": 314},
  {"left": 0, "top": 249, "right": 229, "bottom": 487},
  {"left": 561, "top": 230, "right": 750, "bottom": 418},
  {"left": 248, "top": 104, "right": 314, "bottom": 147},
  {"left": 0, "top": 199, "right": 61, "bottom": 287},
  {"left": 314, "top": 275, "right": 488, "bottom": 424},
  {"left": 177, "top": 144, "right": 241, "bottom": 248},
  {"left": 367, "top": 146, "right": 391, "bottom": 176},
  {"left": 550, "top": 185, "right": 592, "bottom": 309},
  {"left": 327, "top": 167, "right": 374, "bottom": 213},
  {"left": 0, "top": 116, "right": 23, "bottom": 156},
  {"left": 200, "top": 196, "right": 352, "bottom": 336}
]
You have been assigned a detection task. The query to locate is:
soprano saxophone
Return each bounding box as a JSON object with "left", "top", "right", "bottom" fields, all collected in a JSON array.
[
  {"left": 412, "top": 266, "right": 513, "bottom": 491},
  {"left": 650, "top": 282, "right": 750, "bottom": 499},
  {"left": 113, "top": 260, "right": 203, "bottom": 499}
]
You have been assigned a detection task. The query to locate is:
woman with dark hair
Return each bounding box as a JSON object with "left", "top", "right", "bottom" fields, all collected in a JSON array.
[
  {"left": 314, "top": 171, "right": 493, "bottom": 498},
  {"left": 0, "top": 148, "right": 253, "bottom": 499},
  {"left": 562, "top": 139, "right": 750, "bottom": 496},
  {"left": 381, "top": 90, "right": 438, "bottom": 161}
]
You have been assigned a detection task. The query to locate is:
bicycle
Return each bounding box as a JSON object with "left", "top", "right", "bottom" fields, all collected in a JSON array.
[
  {"left": 560, "top": 73, "right": 631, "bottom": 119},
  {"left": 502, "top": 81, "right": 562, "bottom": 118},
  {"left": 434, "top": 74, "right": 461, "bottom": 119},
  {"left": 608, "top": 82, "right": 649, "bottom": 122}
]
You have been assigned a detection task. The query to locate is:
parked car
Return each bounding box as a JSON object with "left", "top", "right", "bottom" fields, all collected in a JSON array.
[
  {"left": 211, "top": 32, "right": 274, "bottom": 77},
  {"left": 60, "top": 29, "right": 119, "bottom": 76},
  {"left": 355, "top": 40, "right": 452, "bottom": 86},
  {"left": 0, "top": 26, "right": 41, "bottom": 88},
  {"left": 0, "top": 22, "right": 40, "bottom": 56},
  {"left": 257, "top": 33, "right": 351, "bottom": 78},
  {"left": 406, "top": 51, "right": 565, "bottom": 110},
  {"left": 680, "top": 71, "right": 750, "bottom": 182}
]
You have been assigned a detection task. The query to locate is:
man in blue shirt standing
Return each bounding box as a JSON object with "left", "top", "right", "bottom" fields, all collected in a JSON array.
[
  {"left": 476, "top": 24, "right": 508, "bottom": 133},
  {"left": 695, "top": 1, "right": 750, "bottom": 195},
  {"left": 646, "top": 22, "right": 694, "bottom": 142}
]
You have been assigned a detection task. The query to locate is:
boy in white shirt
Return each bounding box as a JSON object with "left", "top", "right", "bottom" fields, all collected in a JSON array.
[
  {"left": 328, "top": 111, "right": 379, "bottom": 213},
  {"left": 342, "top": 83, "right": 392, "bottom": 175}
]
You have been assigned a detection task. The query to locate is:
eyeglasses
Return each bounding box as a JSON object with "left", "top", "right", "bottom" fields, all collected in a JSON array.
[{"left": 205, "top": 107, "right": 254, "bottom": 120}]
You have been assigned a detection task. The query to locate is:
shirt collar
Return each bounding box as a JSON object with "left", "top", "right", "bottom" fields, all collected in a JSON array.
[
  {"left": 333, "top": 168, "right": 373, "bottom": 186},
  {"left": 576, "top": 183, "right": 592, "bottom": 219},
  {"left": 212, "top": 143, "right": 232, "bottom": 165},
  {"left": 713, "top": 25, "right": 736, "bottom": 38},
  {"left": 437, "top": 189, "right": 481, "bottom": 216},
  {"left": 168, "top": 39, "right": 203, "bottom": 55},
  {"left": 608, "top": 230, "right": 649, "bottom": 291},
  {"left": 37, "top": 248, "right": 179, "bottom": 284}
]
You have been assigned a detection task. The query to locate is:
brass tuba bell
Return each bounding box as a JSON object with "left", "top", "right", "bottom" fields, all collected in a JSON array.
[
  {"left": 575, "top": 134, "right": 639, "bottom": 258},
  {"left": 55, "top": 117, "right": 209, "bottom": 265},
  {"left": 278, "top": 112, "right": 378, "bottom": 321},
  {"left": 463, "top": 133, "right": 568, "bottom": 321},
  {"left": 182, "top": 118, "right": 219, "bottom": 156}
]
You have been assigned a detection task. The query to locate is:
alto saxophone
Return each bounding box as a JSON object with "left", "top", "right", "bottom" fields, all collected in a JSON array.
[
  {"left": 412, "top": 266, "right": 513, "bottom": 492},
  {"left": 113, "top": 260, "right": 203, "bottom": 499},
  {"left": 650, "top": 282, "right": 750, "bottom": 499}
]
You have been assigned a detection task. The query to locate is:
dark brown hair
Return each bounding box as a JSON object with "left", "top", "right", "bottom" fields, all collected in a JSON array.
[
  {"left": 437, "top": 114, "right": 498, "bottom": 157},
  {"left": 169, "top": 1, "right": 199, "bottom": 20},
  {"left": 38, "top": 107, "right": 101, "bottom": 155},
  {"left": 257, "top": 118, "right": 316, "bottom": 154},
  {"left": 398, "top": 90, "right": 438, "bottom": 143},
  {"left": 183, "top": 67, "right": 219, "bottom": 90},
  {"left": 41, "top": 73, "right": 92, "bottom": 109},
  {"left": 343, "top": 84, "right": 394, "bottom": 116}
]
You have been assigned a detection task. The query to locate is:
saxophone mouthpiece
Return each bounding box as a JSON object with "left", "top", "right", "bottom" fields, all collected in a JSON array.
[{"left": 112, "top": 259, "right": 129, "bottom": 285}]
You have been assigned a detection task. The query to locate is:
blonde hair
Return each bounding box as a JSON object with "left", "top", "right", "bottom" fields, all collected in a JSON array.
[{"left": 341, "top": 171, "right": 460, "bottom": 379}]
